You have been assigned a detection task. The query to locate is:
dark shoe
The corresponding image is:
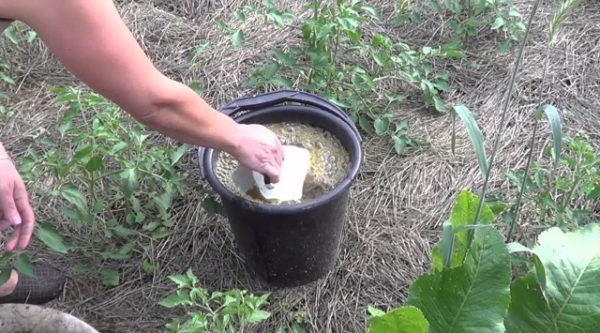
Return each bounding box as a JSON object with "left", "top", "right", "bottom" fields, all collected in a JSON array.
[{"left": 0, "top": 263, "right": 66, "bottom": 305}]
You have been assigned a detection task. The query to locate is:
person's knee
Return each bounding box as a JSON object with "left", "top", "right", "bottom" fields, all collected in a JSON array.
[{"left": 0, "top": 270, "right": 18, "bottom": 297}]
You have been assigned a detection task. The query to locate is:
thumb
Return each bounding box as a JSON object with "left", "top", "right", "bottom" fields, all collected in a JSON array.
[{"left": 0, "top": 187, "right": 21, "bottom": 226}]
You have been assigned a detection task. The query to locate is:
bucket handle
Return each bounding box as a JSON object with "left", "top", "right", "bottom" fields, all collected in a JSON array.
[
  {"left": 197, "top": 89, "right": 361, "bottom": 179},
  {"left": 219, "top": 89, "right": 362, "bottom": 142}
]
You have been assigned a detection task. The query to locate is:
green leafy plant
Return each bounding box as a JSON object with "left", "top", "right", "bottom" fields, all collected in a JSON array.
[
  {"left": 241, "top": 0, "right": 461, "bottom": 154},
  {"left": 368, "top": 1, "right": 596, "bottom": 330},
  {"left": 161, "top": 268, "right": 271, "bottom": 333},
  {"left": 506, "top": 134, "right": 600, "bottom": 229},
  {"left": 215, "top": 1, "right": 295, "bottom": 49},
  {"left": 369, "top": 191, "right": 600, "bottom": 333},
  {"left": 19, "top": 86, "right": 195, "bottom": 285},
  {"left": 423, "top": 0, "right": 526, "bottom": 53},
  {"left": 0, "top": 252, "right": 35, "bottom": 288}
]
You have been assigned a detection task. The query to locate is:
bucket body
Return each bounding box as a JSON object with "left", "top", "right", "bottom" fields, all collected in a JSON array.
[
  {"left": 0, "top": 304, "right": 99, "bottom": 333},
  {"left": 198, "top": 90, "right": 362, "bottom": 287}
]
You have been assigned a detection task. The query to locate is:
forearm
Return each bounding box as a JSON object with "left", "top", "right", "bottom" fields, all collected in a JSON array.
[
  {"left": 137, "top": 81, "right": 242, "bottom": 152},
  {"left": 11, "top": 0, "right": 241, "bottom": 153}
]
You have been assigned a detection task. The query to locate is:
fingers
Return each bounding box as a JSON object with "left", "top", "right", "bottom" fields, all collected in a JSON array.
[
  {"left": 5, "top": 226, "right": 20, "bottom": 252},
  {"left": 0, "top": 218, "right": 10, "bottom": 232},
  {"left": 0, "top": 186, "right": 20, "bottom": 227},
  {"left": 13, "top": 182, "right": 34, "bottom": 250},
  {"left": 262, "top": 164, "right": 280, "bottom": 183}
]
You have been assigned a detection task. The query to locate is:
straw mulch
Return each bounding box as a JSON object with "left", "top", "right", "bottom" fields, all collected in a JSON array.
[{"left": 0, "top": 0, "right": 599, "bottom": 332}]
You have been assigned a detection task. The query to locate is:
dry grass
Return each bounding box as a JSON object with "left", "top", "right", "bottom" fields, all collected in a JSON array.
[{"left": 1, "top": 0, "right": 599, "bottom": 332}]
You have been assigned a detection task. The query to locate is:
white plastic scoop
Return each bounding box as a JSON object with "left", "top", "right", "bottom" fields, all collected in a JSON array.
[{"left": 251, "top": 145, "right": 311, "bottom": 202}]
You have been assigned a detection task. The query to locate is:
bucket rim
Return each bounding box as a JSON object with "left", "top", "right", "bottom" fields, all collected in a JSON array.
[{"left": 200, "top": 106, "right": 362, "bottom": 213}]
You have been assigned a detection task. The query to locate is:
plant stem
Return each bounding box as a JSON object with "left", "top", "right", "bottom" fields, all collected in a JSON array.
[{"left": 467, "top": 0, "right": 541, "bottom": 249}]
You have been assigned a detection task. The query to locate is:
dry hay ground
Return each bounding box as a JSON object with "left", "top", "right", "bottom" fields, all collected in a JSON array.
[{"left": 0, "top": 0, "right": 599, "bottom": 332}]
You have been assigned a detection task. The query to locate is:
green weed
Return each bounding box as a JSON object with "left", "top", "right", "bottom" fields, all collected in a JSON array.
[
  {"left": 506, "top": 135, "right": 600, "bottom": 229},
  {"left": 419, "top": 0, "right": 526, "bottom": 53},
  {"left": 238, "top": 0, "right": 461, "bottom": 154},
  {"left": 19, "top": 87, "right": 199, "bottom": 286},
  {"left": 160, "top": 269, "right": 271, "bottom": 333}
]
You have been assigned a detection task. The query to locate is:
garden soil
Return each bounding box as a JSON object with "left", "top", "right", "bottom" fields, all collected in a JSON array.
[{"left": 0, "top": 0, "right": 599, "bottom": 332}]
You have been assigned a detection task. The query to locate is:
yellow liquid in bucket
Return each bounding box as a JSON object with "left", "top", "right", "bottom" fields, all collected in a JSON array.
[{"left": 215, "top": 122, "right": 351, "bottom": 204}]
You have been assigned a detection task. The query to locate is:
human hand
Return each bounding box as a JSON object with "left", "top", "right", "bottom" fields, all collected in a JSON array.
[
  {"left": 0, "top": 157, "right": 34, "bottom": 252},
  {"left": 230, "top": 124, "right": 285, "bottom": 183}
]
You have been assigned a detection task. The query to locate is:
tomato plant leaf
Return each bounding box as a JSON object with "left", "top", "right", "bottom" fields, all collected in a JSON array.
[
  {"left": 14, "top": 253, "right": 35, "bottom": 277},
  {"left": 36, "top": 222, "right": 77, "bottom": 254}
]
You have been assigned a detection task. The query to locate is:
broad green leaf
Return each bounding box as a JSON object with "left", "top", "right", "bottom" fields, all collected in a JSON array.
[
  {"left": 169, "top": 273, "right": 191, "bottom": 289},
  {"left": 101, "top": 268, "right": 119, "bottom": 287},
  {"left": 393, "top": 135, "right": 407, "bottom": 154},
  {"left": 14, "top": 254, "right": 35, "bottom": 277},
  {"left": 374, "top": 117, "right": 390, "bottom": 135},
  {"left": 369, "top": 306, "right": 429, "bottom": 333},
  {"left": 85, "top": 155, "right": 103, "bottom": 172},
  {"left": 432, "top": 190, "right": 495, "bottom": 270},
  {"left": 506, "top": 242, "right": 547, "bottom": 295},
  {"left": 407, "top": 226, "right": 511, "bottom": 333},
  {"left": 231, "top": 29, "right": 245, "bottom": 48},
  {"left": 120, "top": 168, "right": 137, "bottom": 196},
  {"left": 37, "top": 223, "right": 76, "bottom": 254},
  {"left": 185, "top": 268, "right": 198, "bottom": 286},
  {"left": 536, "top": 104, "right": 562, "bottom": 169},
  {"left": 72, "top": 144, "right": 93, "bottom": 162},
  {"left": 361, "top": 5, "right": 381, "bottom": 20},
  {"left": 160, "top": 291, "right": 193, "bottom": 308},
  {"left": 0, "top": 269, "right": 11, "bottom": 288},
  {"left": 453, "top": 105, "right": 489, "bottom": 178},
  {"left": 491, "top": 17, "right": 506, "bottom": 30},
  {"left": 60, "top": 184, "right": 88, "bottom": 212},
  {"left": 170, "top": 145, "right": 188, "bottom": 165},
  {"left": 505, "top": 223, "right": 600, "bottom": 333},
  {"left": 247, "top": 309, "right": 271, "bottom": 323}
]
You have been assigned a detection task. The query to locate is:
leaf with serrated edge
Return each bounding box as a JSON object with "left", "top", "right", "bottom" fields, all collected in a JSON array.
[{"left": 506, "top": 223, "right": 600, "bottom": 333}]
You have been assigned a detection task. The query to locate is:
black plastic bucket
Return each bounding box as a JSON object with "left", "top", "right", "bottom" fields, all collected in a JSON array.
[{"left": 197, "top": 90, "right": 362, "bottom": 287}]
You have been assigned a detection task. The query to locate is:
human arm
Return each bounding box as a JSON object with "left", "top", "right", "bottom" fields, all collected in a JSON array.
[{"left": 0, "top": 0, "right": 283, "bottom": 180}]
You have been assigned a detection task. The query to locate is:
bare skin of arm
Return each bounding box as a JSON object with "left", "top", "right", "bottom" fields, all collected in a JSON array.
[
  {"left": 0, "top": 0, "right": 283, "bottom": 175},
  {"left": 0, "top": 0, "right": 283, "bottom": 280}
]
